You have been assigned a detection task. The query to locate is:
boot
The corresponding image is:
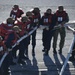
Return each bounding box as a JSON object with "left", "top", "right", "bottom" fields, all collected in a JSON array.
[
  {"left": 42, "top": 48, "right": 45, "bottom": 52},
  {"left": 59, "top": 48, "right": 62, "bottom": 54},
  {"left": 25, "top": 49, "right": 28, "bottom": 57},
  {"left": 53, "top": 48, "right": 57, "bottom": 54},
  {"left": 69, "top": 56, "right": 75, "bottom": 61},
  {"left": 44, "top": 49, "right": 49, "bottom": 55},
  {"left": 17, "top": 59, "right": 26, "bottom": 65},
  {"left": 32, "top": 48, "right": 35, "bottom": 56},
  {"left": 3, "top": 67, "right": 11, "bottom": 75}
]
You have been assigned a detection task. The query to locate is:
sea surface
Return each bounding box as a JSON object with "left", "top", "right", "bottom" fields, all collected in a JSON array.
[{"left": 0, "top": 0, "right": 75, "bottom": 22}]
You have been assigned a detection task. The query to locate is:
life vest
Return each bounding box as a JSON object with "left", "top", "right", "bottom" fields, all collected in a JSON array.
[
  {"left": 25, "top": 20, "right": 31, "bottom": 32},
  {"left": 0, "top": 25, "right": 8, "bottom": 38},
  {"left": 1, "top": 23, "right": 14, "bottom": 30},
  {"left": 56, "top": 10, "right": 67, "bottom": 23},
  {"left": 10, "top": 8, "right": 24, "bottom": 20},
  {"left": 5, "top": 31, "right": 18, "bottom": 45},
  {"left": 32, "top": 13, "right": 41, "bottom": 26},
  {"left": 15, "top": 20, "right": 27, "bottom": 36},
  {"left": 15, "top": 20, "right": 26, "bottom": 30},
  {"left": 42, "top": 13, "right": 53, "bottom": 26},
  {"left": 0, "top": 23, "right": 14, "bottom": 38},
  {"left": 18, "top": 20, "right": 32, "bottom": 35}
]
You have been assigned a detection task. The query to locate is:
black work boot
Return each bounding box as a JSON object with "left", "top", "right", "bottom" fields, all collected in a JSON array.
[
  {"left": 17, "top": 59, "right": 26, "bottom": 65},
  {"left": 12, "top": 50, "right": 17, "bottom": 59},
  {"left": 59, "top": 48, "right": 62, "bottom": 54},
  {"left": 3, "top": 67, "right": 11, "bottom": 75},
  {"left": 32, "top": 48, "right": 35, "bottom": 56},
  {"left": 69, "top": 55, "right": 75, "bottom": 61},
  {"left": 42, "top": 47, "right": 45, "bottom": 52},
  {"left": 44, "top": 49, "right": 49, "bottom": 55},
  {"left": 25, "top": 49, "right": 28, "bottom": 58},
  {"left": 53, "top": 48, "right": 57, "bottom": 54}
]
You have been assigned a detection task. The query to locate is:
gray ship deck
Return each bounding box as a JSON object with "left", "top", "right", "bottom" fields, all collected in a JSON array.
[{"left": 10, "top": 28, "right": 75, "bottom": 75}]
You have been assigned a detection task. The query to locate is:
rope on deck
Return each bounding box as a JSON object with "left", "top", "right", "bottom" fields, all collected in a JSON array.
[{"left": 59, "top": 26, "right": 75, "bottom": 75}]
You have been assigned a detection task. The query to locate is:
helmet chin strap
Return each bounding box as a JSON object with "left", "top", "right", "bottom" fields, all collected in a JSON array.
[
  {"left": 13, "top": 10, "right": 17, "bottom": 12},
  {"left": 8, "top": 24, "right": 13, "bottom": 26}
]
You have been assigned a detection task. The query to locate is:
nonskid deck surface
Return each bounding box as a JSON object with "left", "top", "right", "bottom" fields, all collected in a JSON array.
[{"left": 10, "top": 29, "right": 75, "bottom": 75}]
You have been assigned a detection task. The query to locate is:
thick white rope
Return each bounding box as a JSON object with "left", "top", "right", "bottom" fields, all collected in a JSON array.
[{"left": 59, "top": 27, "right": 75, "bottom": 75}]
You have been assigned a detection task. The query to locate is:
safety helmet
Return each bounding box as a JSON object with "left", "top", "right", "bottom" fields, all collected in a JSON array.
[
  {"left": 13, "top": 26, "right": 21, "bottom": 31},
  {"left": 58, "top": 6, "right": 64, "bottom": 11},
  {"left": 7, "top": 17, "right": 14, "bottom": 24},
  {"left": 46, "top": 9, "right": 52, "bottom": 14},
  {"left": 26, "top": 11, "right": 33, "bottom": 17},
  {"left": 21, "top": 16, "right": 28, "bottom": 23},
  {"left": 13, "top": 5, "right": 19, "bottom": 9},
  {"left": 33, "top": 7, "right": 40, "bottom": 13}
]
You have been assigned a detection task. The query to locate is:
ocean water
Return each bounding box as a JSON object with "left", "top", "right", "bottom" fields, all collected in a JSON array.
[{"left": 0, "top": 0, "right": 75, "bottom": 22}]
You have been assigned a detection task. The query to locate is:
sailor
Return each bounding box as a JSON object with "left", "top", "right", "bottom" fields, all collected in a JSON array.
[
  {"left": 53, "top": 6, "right": 69, "bottom": 54},
  {"left": 41, "top": 9, "right": 56, "bottom": 55},
  {"left": 10, "top": 5, "right": 24, "bottom": 20},
  {"left": 30, "top": 7, "right": 41, "bottom": 56}
]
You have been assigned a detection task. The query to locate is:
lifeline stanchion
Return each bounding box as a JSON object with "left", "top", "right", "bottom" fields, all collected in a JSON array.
[
  {"left": 0, "top": 26, "right": 38, "bottom": 67},
  {"left": 59, "top": 26, "right": 75, "bottom": 75}
]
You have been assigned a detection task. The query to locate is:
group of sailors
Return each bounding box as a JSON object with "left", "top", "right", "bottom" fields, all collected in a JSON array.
[{"left": 1, "top": 5, "right": 75, "bottom": 75}]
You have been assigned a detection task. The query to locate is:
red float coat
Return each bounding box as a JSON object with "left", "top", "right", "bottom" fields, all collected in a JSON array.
[
  {"left": 15, "top": 19, "right": 31, "bottom": 36},
  {"left": 10, "top": 8, "right": 24, "bottom": 20},
  {"left": 55, "top": 10, "right": 69, "bottom": 24}
]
